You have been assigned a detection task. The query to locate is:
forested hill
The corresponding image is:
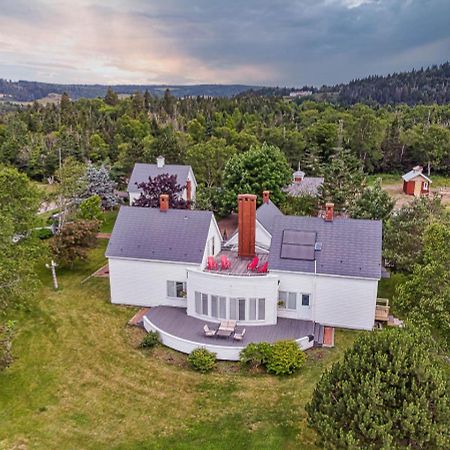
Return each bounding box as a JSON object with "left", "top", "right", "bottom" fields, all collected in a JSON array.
[
  {"left": 1, "top": 61, "right": 449, "bottom": 105},
  {"left": 0, "top": 80, "right": 261, "bottom": 102},
  {"left": 245, "top": 62, "right": 450, "bottom": 106},
  {"left": 331, "top": 62, "right": 450, "bottom": 106}
]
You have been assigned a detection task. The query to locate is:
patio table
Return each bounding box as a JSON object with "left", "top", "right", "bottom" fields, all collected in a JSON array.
[{"left": 216, "top": 329, "right": 233, "bottom": 338}]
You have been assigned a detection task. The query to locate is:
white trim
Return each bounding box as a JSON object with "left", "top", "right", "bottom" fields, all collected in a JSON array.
[
  {"left": 107, "top": 255, "right": 200, "bottom": 266},
  {"left": 270, "top": 269, "right": 380, "bottom": 282},
  {"left": 143, "top": 316, "right": 313, "bottom": 361}
]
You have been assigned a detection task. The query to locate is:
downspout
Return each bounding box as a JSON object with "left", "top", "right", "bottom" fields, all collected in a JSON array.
[{"left": 313, "top": 259, "right": 317, "bottom": 323}]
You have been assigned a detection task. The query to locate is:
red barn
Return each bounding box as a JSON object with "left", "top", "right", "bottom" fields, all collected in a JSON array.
[{"left": 402, "top": 166, "right": 432, "bottom": 197}]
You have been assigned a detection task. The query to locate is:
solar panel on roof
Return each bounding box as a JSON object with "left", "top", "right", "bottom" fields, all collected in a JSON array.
[
  {"left": 281, "top": 243, "right": 315, "bottom": 260},
  {"left": 282, "top": 230, "right": 316, "bottom": 245}
]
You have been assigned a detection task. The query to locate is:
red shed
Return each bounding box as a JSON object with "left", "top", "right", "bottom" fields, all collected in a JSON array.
[{"left": 402, "top": 166, "right": 432, "bottom": 197}]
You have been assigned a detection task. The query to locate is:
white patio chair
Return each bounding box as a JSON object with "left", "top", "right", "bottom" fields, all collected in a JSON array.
[
  {"left": 233, "top": 328, "right": 246, "bottom": 341},
  {"left": 203, "top": 324, "right": 216, "bottom": 337}
]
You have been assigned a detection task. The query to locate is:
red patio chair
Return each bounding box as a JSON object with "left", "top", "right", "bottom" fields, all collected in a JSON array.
[
  {"left": 247, "top": 256, "right": 259, "bottom": 272},
  {"left": 207, "top": 256, "right": 218, "bottom": 270},
  {"left": 257, "top": 261, "right": 268, "bottom": 273},
  {"left": 220, "top": 255, "right": 231, "bottom": 270}
]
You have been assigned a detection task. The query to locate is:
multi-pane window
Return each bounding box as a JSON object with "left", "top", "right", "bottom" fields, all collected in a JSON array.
[
  {"left": 279, "top": 291, "right": 310, "bottom": 310},
  {"left": 195, "top": 293, "right": 265, "bottom": 321},
  {"left": 167, "top": 281, "right": 187, "bottom": 298}
]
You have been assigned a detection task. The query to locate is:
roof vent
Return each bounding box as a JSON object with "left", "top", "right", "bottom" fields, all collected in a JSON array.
[{"left": 314, "top": 242, "right": 322, "bottom": 251}]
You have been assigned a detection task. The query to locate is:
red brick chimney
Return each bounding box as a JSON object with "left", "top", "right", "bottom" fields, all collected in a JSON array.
[
  {"left": 238, "top": 194, "right": 256, "bottom": 258},
  {"left": 262, "top": 190, "right": 270, "bottom": 204},
  {"left": 186, "top": 180, "right": 192, "bottom": 208},
  {"left": 160, "top": 194, "right": 169, "bottom": 212},
  {"left": 325, "top": 202, "right": 334, "bottom": 222}
]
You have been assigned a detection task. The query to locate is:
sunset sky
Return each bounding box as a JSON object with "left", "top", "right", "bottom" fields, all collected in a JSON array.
[{"left": 1, "top": 0, "right": 449, "bottom": 86}]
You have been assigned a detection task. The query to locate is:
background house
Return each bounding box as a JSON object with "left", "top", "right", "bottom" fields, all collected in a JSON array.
[
  {"left": 285, "top": 167, "right": 324, "bottom": 197},
  {"left": 402, "top": 166, "right": 431, "bottom": 197},
  {"left": 127, "top": 156, "right": 197, "bottom": 205}
]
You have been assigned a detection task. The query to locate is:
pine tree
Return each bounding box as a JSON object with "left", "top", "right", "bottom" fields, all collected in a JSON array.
[{"left": 307, "top": 327, "right": 450, "bottom": 449}]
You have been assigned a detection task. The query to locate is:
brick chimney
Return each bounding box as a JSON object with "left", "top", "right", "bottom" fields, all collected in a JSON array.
[
  {"left": 186, "top": 180, "right": 192, "bottom": 207},
  {"left": 238, "top": 194, "right": 256, "bottom": 258},
  {"left": 160, "top": 194, "right": 169, "bottom": 212},
  {"left": 325, "top": 202, "right": 334, "bottom": 222},
  {"left": 157, "top": 155, "right": 165, "bottom": 168},
  {"left": 262, "top": 190, "right": 270, "bottom": 204}
]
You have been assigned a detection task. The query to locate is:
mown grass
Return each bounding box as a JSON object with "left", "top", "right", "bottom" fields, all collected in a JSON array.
[
  {"left": 367, "top": 173, "right": 450, "bottom": 188},
  {"left": 0, "top": 239, "right": 358, "bottom": 449}
]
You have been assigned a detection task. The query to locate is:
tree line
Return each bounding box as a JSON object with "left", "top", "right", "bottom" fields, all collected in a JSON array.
[{"left": 0, "top": 89, "right": 449, "bottom": 187}]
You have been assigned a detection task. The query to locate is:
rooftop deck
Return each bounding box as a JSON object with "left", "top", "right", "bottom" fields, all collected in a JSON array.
[
  {"left": 204, "top": 250, "right": 269, "bottom": 276},
  {"left": 143, "top": 306, "right": 315, "bottom": 360}
]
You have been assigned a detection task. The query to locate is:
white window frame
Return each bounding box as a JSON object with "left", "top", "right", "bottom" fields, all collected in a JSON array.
[{"left": 167, "top": 280, "right": 187, "bottom": 299}]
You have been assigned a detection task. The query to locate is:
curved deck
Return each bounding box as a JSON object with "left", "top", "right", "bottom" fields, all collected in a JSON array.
[{"left": 143, "top": 306, "right": 315, "bottom": 360}]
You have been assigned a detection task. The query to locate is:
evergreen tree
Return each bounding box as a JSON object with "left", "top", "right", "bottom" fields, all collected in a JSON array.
[
  {"left": 348, "top": 178, "right": 394, "bottom": 223},
  {"left": 104, "top": 87, "right": 119, "bottom": 106},
  {"left": 307, "top": 327, "right": 450, "bottom": 449},
  {"left": 383, "top": 195, "right": 445, "bottom": 272},
  {"left": 319, "top": 147, "right": 365, "bottom": 212},
  {"left": 78, "top": 164, "right": 117, "bottom": 209}
]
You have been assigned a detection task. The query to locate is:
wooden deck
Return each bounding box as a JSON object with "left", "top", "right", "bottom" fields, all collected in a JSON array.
[
  {"left": 205, "top": 250, "right": 269, "bottom": 276},
  {"left": 144, "top": 306, "right": 315, "bottom": 348}
]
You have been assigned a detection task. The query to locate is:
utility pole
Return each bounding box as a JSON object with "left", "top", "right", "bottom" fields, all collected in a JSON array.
[{"left": 46, "top": 260, "right": 59, "bottom": 290}]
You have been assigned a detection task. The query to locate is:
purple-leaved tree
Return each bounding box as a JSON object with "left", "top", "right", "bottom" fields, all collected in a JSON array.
[{"left": 133, "top": 173, "right": 187, "bottom": 209}]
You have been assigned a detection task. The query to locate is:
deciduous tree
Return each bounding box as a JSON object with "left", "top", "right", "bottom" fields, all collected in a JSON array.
[
  {"left": 396, "top": 221, "right": 450, "bottom": 349},
  {"left": 50, "top": 220, "right": 99, "bottom": 267},
  {"left": 133, "top": 173, "right": 187, "bottom": 209},
  {"left": 221, "top": 143, "right": 292, "bottom": 215}
]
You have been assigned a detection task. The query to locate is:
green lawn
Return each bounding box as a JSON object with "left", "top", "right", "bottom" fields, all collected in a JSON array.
[
  {"left": 367, "top": 173, "right": 450, "bottom": 188},
  {"left": 0, "top": 239, "right": 359, "bottom": 449}
]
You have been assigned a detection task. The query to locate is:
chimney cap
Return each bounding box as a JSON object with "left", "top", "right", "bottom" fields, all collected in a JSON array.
[
  {"left": 238, "top": 193, "right": 257, "bottom": 201},
  {"left": 262, "top": 190, "right": 270, "bottom": 203},
  {"left": 156, "top": 155, "right": 165, "bottom": 168}
]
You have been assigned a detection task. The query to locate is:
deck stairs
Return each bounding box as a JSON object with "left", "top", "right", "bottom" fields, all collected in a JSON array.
[{"left": 313, "top": 322, "right": 324, "bottom": 346}]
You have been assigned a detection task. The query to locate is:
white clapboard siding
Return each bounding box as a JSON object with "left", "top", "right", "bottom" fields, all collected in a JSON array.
[{"left": 108, "top": 257, "right": 195, "bottom": 307}]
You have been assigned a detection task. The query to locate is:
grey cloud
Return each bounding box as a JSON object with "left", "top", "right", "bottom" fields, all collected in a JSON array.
[{"left": 1, "top": 0, "right": 449, "bottom": 85}]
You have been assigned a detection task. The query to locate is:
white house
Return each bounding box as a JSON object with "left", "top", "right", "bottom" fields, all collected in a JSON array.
[
  {"left": 127, "top": 156, "right": 197, "bottom": 205},
  {"left": 106, "top": 192, "right": 382, "bottom": 360}
]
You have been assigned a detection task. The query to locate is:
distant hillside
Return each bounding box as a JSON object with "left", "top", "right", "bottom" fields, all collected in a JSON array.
[
  {"left": 0, "top": 80, "right": 261, "bottom": 102},
  {"left": 330, "top": 62, "right": 450, "bottom": 106},
  {"left": 2, "top": 61, "right": 449, "bottom": 105},
  {"left": 244, "top": 62, "right": 450, "bottom": 106}
]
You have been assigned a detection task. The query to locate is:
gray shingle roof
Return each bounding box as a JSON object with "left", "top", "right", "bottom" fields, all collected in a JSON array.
[
  {"left": 127, "top": 163, "right": 193, "bottom": 192},
  {"left": 285, "top": 177, "right": 324, "bottom": 197},
  {"left": 256, "top": 200, "right": 283, "bottom": 234},
  {"left": 106, "top": 206, "right": 213, "bottom": 264},
  {"left": 268, "top": 215, "right": 382, "bottom": 279}
]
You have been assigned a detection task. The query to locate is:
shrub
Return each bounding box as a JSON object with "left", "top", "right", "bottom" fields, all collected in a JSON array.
[
  {"left": 306, "top": 328, "right": 450, "bottom": 449},
  {"left": 79, "top": 195, "right": 103, "bottom": 221},
  {"left": 34, "top": 228, "right": 53, "bottom": 240},
  {"left": 188, "top": 348, "right": 216, "bottom": 373},
  {"left": 266, "top": 340, "right": 306, "bottom": 375},
  {"left": 0, "top": 321, "right": 16, "bottom": 371},
  {"left": 140, "top": 331, "right": 160, "bottom": 349},
  {"left": 239, "top": 342, "right": 273, "bottom": 369}
]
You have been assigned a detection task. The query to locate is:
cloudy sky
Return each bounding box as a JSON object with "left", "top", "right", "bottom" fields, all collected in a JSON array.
[{"left": 0, "top": 0, "right": 449, "bottom": 86}]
